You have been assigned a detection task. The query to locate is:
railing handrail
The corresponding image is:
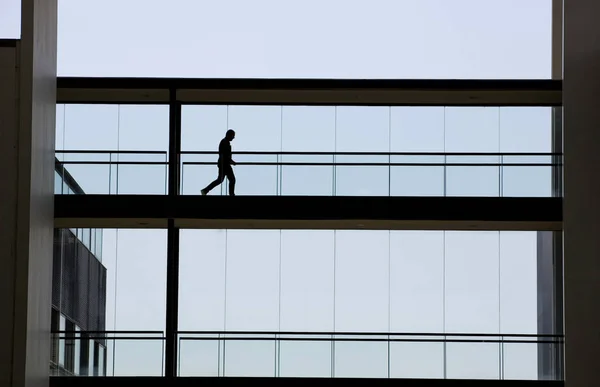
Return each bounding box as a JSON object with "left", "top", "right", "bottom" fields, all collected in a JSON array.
[
  {"left": 55, "top": 150, "right": 168, "bottom": 154},
  {"left": 177, "top": 337, "right": 563, "bottom": 344},
  {"left": 54, "top": 150, "right": 563, "bottom": 156},
  {"left": 181, "top": 151, "right": 563, "bottom": 156},
  {"left": 51, "top": 330, "right": 164, "bottom": 334},
  {"left": 182, "top": 162, "right": 561, "bottom": 167},
  {"left": 175, "top": 330, "right": 564, "bottom": 338}
]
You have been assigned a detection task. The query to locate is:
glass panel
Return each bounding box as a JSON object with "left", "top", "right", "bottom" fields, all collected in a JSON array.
[
  {"left": 446, "top": 340, "right": 500, "bottom": 379},
  {"left": 63, "top": 105, "right": 119, "bottom": 150},
  {"left": 390, "top": 107, "right": 445, "bottom": 152},
  {"left": 390, "top": 232, "right": 444, "bottom": 332},
  {"left": 88, "top": 339, "right": 95, "bottom": 376},
  {"left": 502, "top": 166, "right": 552, "bottom": 197},
  {"left": 445, "top": 232, "right": 500, "bottom": 333},
  {"left": 225, "top": 231, "right": 280, "bottom": 331},
  {"left": 500, "top": 232, "right": 538, "bottom": 334},
  {"left": 223, "top": 339, "right": 275, "bottom": 377},
  {"left": 503, "top": 342, "right": 538, "bottom": 380},
  {"left": 54, "top": 171, "right": 63, "bottom": 194},
  {"left": 112, "top": 340, "right": 164, "bottom": 376},
  {"left": 95, "top": 229, "right": 103, "bottom": 261},
  {"left": 335, "top": 154, "right": 390, "bottom": 196},
  {"left": 179, "top": 230, "right": 227, "bottom": 331},
  {"left": 390, "top": 165, "right": 444, "bottom": 196},
  {"left": 281, "top": 155, "right": 333, "bottom": 196},
  {"left": 98, "top": 346, "right": 105, "bottom": 376},
  {"left": 74, "top": 327, "right": 81, "bottom": 375},
  {"left": 280, "top": 231, "right": 334, "bottom": 331},
  {"left": 499, "top": 107, "right": 552, "bottom": 153},
  {"left": 445, "top": 107, "right": 500, "bottom": 153},
  {"left": 228, "top": 105, "right": 282, "bottom": 151},
  {"left": 181, "top": 105, "right": 228, "bottom": 151},
  {"left": 229, "top": 154, "right": 278, "bottom": 196},
  {"left": 279, "top": 339, "right": 332, "bottom": 377},
  {"left": 117, "top": 105, "right": 169, "bottom": 152},
  {"left": 281, "top": 106, "right": 335, "bottom": 152},
  {"left": 390, "top": 340, "right": 444, "bottom": 379},
  {"left": 104, "top": 230, "right": 167, "bottom": 331},
  {"left": 336, "top": 106, "right": 389, "bottom": 152},
  {"left": 334, "top": 231, "right": 389, "bottom": 332},
  {"left": 178, "top": 338, "right": 220, "bottom": 376},
  {"left": 58, "top": 164, "right": 110, "bottom": 194},
  {"left": 334, "top": 340, "right": 388, "bottom": 378},
  {"left": 59, "top": 316, "right": 66, "bottom": 368},
  {"left": 116, "top": 164, "right": 167, "bottom": 194},
  {"left": 82, "top": 228, "right": 90, "bottom": 250},
  {"left": 446, "top": 166, "right": 499, "bottom": 196}
]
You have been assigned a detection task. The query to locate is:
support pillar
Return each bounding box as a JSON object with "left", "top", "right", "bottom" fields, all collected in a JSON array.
[
  {"left": 563, "top": 0, "right": 600, "bottom": 386},
  {"left": 0, "top": 0, "right": 57, "bottom": 386}
]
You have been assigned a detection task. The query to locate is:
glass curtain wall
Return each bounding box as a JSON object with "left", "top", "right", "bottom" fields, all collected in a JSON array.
[{"left": 177, "top": 230, "right": 557, "bottom": 379}]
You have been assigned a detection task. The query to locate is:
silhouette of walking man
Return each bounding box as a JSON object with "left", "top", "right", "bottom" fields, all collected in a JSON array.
[{"left": 201, "top": 129, "right": 236, "bottom": 196}]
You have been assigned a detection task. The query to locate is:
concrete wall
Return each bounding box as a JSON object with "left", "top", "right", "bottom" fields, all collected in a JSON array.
[{"left": 0, "top": 0, "right": 57, "bottom": 386}]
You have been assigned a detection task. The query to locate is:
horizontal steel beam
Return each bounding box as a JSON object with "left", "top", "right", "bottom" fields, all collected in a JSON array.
[
  {"left": 54, "top": 195, "right": 562, "bottom": 231},
  {"left": 50, "top": 376, "right": 564, "bottom": 387},
  {"left": 56, "top": 77, "right": 562, "bottom": 106}
]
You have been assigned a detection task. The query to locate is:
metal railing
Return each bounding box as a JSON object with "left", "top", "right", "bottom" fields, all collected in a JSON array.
[
  {"left": 177, "top": 331, "right": 564, "bottom": 380},
  {"left": 49, "top": 329, "right": 563, "bottom": 380},
  {"left": 51, "top": 330, "right": 166, "bottom": 377},
  {"left": 53, "top": 150, "right": 562, "bottom": 197}
]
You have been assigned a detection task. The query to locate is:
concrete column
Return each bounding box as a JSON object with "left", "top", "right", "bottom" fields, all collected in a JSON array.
[
  {"left": 563, "top": 1, "right": 600, "bottom": 386},
  {"left": 0, "top": 0, "right": 57, "bottom": 386}
]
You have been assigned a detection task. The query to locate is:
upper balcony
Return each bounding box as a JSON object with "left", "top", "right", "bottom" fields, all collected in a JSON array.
[
  {"left": 55, "top": 150, "right": 561, "bottom": 198},
  {"left": 54, "top": 78, "right": 562, "bottom": 230}
]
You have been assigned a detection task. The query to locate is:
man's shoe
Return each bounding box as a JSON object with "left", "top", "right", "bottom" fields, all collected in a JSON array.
[{"left": 201, "top": 189, "right": 207, "bottom": 196}]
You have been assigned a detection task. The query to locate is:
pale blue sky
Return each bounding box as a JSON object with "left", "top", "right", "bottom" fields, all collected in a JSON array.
[{"left": 20, "top": 0, "right": 558, "bottom": 378}]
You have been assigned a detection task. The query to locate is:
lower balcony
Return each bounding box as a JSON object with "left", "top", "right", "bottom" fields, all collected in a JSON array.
[{"left": 50, "top": 331, "right": 563, "bottom": 385}]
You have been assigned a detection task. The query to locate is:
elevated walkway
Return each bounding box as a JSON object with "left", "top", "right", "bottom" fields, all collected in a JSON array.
[{"left": 54, "top": 195, "right": 561, "bottom": 230}]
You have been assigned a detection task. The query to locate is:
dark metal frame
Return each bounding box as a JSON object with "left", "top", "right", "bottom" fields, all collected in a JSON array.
[{"left": 52, "top": 78, "right": 566, "bottom": 380}]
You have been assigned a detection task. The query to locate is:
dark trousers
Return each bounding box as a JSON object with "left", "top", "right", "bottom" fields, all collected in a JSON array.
[{"left": 204, "top": 165, "right": 236, "bottom": 196}]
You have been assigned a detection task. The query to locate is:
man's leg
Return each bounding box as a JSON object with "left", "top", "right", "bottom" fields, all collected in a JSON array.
[
  {"left": 226, "top": 167, "right": 236, "bottom": 196},
  {"left": 202, "top": 168, "right": 225, "bottom": 194}
]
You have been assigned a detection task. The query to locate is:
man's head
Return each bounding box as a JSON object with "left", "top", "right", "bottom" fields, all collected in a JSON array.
[{"left": 226, "top": 129, "right": 236, "bottom": 141}]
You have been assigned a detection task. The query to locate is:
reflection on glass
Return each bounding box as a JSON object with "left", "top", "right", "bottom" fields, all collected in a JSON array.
[
  {"left": 74, "top": 327, "right": 81, "bottom": 375},
  {"left": 334, "top": 340, "right": 388, "bottom": 378},
  {"left": 98, "top": 345, "right": 105, "bottom": 377},
  {"left": 59, "top": 316, "right": 66, "bottom": 368},
  {"left": 279, "top": 340, "right": 332, "bottom": 377},
  {"left": 223, "top": 340, "right": 275, "bottom": 377}
]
